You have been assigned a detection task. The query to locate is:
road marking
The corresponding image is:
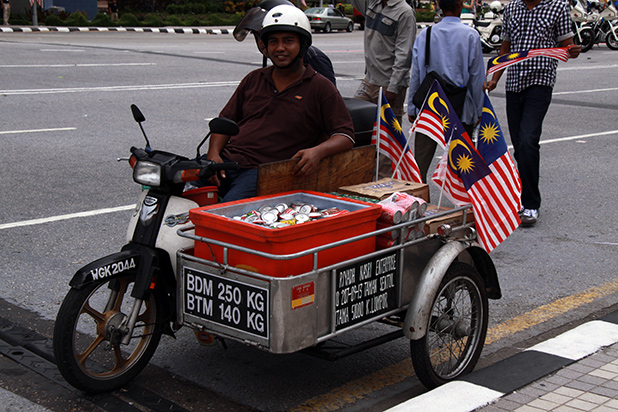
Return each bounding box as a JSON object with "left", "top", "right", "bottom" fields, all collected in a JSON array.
[
  {"left": 558, "top": 63, "right": 618, "bottom": 71},
  {"left": 39, "top": 48, "right": 85, "bottom": 52},
  {"left": 0, "top": 205, "right": 135, "bottom": 230},
  {"left": 0, "top": 63, "right": 156, "bottom": 68},
  {"left": 553, "top": 86, "right": 618, "bottom": 96},
  {"left": 0, "top": 127, "right": 76, "bottom": 135},
  {"left": 0, "top": 81, "right": 240, "bottom": 95},
  {"left": 539, "top": 129, "right": 618, "bottom": 145},
  {"left": 291, "top": 278, "right": 618, "bottom": 412},
  {"left": 527, "top": 320, "right": 618, "bottom": 360}
]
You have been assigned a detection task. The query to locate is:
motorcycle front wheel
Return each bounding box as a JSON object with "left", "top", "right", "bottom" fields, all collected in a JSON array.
[
  {"left": 575, "top": 27, "right": 595, "bottom": 53},
  {"left": 606, "top": 30, "right": 618, "bottom": 50},
  {"left": 410, "top": 262, "right": 488, "bottom": 389},
  {"left": 53, "top": 276, "right": 163, "bottom": 393}
]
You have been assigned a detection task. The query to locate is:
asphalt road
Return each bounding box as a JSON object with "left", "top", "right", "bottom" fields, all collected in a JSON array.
[{"left": 0, "top": 28, "right": 617, "bottom": 412}]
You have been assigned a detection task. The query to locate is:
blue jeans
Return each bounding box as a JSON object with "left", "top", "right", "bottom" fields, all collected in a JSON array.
[
  {"left": 218, "top": 168, "right": 258, "bottom": 203},
  {"left": 506, "top": 86, "right": 552, "bottom": 210}
]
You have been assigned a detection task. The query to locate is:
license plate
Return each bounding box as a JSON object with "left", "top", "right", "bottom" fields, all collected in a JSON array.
[{"left": 183, "top": 267, "right": 269, "bottom": 339}]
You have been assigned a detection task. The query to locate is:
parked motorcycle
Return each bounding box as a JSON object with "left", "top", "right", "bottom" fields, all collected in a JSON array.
[
  {"left": 571, "top": 0, "right": 597, "bottom": 52},
  {"left": 474, "top": 1, "right": 503, "bottom": 53},
  {"left": 52, "top": 105, "right": 239, "bottom": 393},
  {"left": 584, "top": 1, "right": 618, "bottom": 50}
]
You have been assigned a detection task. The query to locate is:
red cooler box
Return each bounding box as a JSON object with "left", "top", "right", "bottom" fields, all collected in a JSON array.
[{"left": 189, "top": 191, "right": 381, "bottom": 277}]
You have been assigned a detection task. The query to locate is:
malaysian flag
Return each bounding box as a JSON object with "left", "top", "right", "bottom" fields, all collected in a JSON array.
[
  {"left": 486, "top": 47, "right": 571, "bottom": 76},
  {"left": 431, "top": 100, "right": 520, "bottom": 252},
  {"left": 28, "top": 0, "right": 44, "bottom": 6},
  {"left": 475, "top": 94, "right": 522, "bottom": 251},
  {"left": 410, "top": 79, "right": 461, "bottom": 149},
  {"left": 371, "top": 93, "right": 422, "bottom": 183}
]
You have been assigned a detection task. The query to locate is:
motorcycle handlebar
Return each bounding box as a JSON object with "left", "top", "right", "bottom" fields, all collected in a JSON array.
[{"left": 209, "top": 162, "right": 239, "bottom": 171}]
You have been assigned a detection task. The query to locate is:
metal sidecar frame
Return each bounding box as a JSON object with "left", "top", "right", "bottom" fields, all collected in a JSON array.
[{"left": 176, "top": 204, "right": 501, "bottom": 388}]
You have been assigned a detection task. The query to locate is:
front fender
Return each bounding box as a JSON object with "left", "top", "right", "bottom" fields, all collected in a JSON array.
[
  {"left": 69, "top": 247, "right": 142, "bottom": 289},
  {"left": 69, "top": 243, "right": 163, "bottom": 301},
  {"left": 403, "top": 241, "right": 500, "bottom": 341}
]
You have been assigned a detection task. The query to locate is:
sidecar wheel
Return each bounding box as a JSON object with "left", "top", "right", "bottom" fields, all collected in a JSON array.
[
  {"left": 53, "top": 276, "right": 163, "bottom": 393},
  {"left": 410, "top": 262, "right": 488, "bottom": 389}
]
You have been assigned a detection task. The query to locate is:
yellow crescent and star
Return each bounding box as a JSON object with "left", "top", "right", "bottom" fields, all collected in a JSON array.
[
  {"left": 380, "top": 103, "right": 403, "bottom": 134},
  {"left": 448, "top": 139, "right": 475, "bottom": 173},
  {"left": 428, "top": 92, "right": 451, "bottom": 131},
  {"left": 479, "top": 107, "right": 501, "bottom": 146},
  {"left": 491, "top": 52, "right": 522, "bottom": 66}
]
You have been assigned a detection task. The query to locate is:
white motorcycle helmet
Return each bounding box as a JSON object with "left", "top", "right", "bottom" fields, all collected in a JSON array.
[
  {"left": 489, "top": 1, "right": 502, "bottom": 12},
  {"left": 260, "top": 5, "right": 313, "bottom": 70},
  {"left": 260, "top": 5, "right": 312, "bottom": 48}
]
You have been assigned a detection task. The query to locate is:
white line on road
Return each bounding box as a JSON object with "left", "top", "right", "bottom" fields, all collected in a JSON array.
[
  {"left": 0, "top": 63, "right": 157, "bottom": 68},
  {"left": 0, "top": 205, "right": 136, "bottom": 231},
  {"left": 0, "top": 81, "right": 240, "bottom": 95},
  {"left": 539, "top": 129, "right": 618, "bottom": 145},
  {"left": 0, "top": 127, "right": 76, "bottom": 135}
]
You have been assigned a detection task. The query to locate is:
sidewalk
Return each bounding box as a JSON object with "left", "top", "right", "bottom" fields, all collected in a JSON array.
[{"left": 387, "top": 310, "right": 618, "bottom": 412}]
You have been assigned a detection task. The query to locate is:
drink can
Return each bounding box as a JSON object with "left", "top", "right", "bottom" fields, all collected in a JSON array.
[
  {"left": 262, "top": 209, "right": 279, "bottom": 224},
  {"left": 295, "top": 213, "right": 310, "bottom": 223},
  {"left": 320, "top": 207, "right": 339, "bottom": 215},
  {"left": 275, "top": 203, "right": 288, "bottom": 213},
  {"left": 376, "top": 236, "right": 398, "bottom": 249},
  {"left": 244, "top": 214, "right": 259, "bottom": 224},
  {"left": 258, "top": 204, "right": 273, "bottom": 214},
  {"left": 417, "top": 199, "right": 427, "bottom": 217},
  {"left": 322, "top": 209, "right": 349, "bottom": 218},
  {"left": 379, "top": 203, "right": 404, "bottom": 224},
  {"left": 280, "top": 213, "right": 295, "bottom": 221},
  {"left": 299, "top": 204, "right": 313, "bottom": 214},
  {"left": 282, "top": 207, "right": 297, "bottom": 216},
  {"left": 376, "top": 221, "right": 400, "bottom": 239}
]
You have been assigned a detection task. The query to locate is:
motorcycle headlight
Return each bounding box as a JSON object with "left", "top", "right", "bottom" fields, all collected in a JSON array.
[{"left": 133, "top": 161, "right": 162, "bottom": 186}]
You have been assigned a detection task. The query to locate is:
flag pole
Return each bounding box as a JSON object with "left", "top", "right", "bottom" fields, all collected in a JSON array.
[
  {"left": 374, "top": 88, "right": 383, "bottom": 181},
  {"left": 435, "top": 126, "right": 456, "bottom": 211},
  {"left": 390, "top": 116, "right": 416, "bottom": 182},
  {"left": 390, "top": 80, "right": 432, "bottom": 182}
]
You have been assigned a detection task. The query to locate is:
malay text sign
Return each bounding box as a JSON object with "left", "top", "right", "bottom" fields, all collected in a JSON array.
[{"left": 334, "top": 251, "right": 399, "bottom": 330}]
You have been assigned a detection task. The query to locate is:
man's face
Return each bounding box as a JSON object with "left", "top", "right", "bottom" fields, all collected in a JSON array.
[{"left": 266, "top": 32, "right": 301, "bottom": 67}]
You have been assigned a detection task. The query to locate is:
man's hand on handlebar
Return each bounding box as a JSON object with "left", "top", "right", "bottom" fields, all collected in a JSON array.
[{"left": 206, "top": 154, "right": 225, "bottom": 186}]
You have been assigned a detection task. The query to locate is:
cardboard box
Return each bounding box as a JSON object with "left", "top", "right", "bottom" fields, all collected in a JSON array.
[
  {"left": 189, "top": 191, "right": 382, "bottom": 277},
  {"left": 424, "top": 205, "right": 475, "bottom": 235},
  {"left": 338, "top": 178, "right": 429, "bottom": 203}
]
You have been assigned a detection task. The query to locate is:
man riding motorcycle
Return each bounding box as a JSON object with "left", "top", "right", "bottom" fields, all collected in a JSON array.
[{"left": 206, "top": 5, "right": 355, "bottom": 202}]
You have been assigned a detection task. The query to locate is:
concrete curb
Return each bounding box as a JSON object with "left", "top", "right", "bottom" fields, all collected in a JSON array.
[
  {"left": 386, "top": 310, "right": 618, "bottom": 412},
  {"left": 0, "top": 26, "right": 233, "bottom": 34}
]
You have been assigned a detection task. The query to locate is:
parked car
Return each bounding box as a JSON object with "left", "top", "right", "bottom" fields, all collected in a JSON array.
[{"left": 304, "top": 7, "right": 354, "bottom": 33}]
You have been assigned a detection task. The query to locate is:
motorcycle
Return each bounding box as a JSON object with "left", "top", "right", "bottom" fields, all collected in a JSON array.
[
  {"left": 584, "top": 1, "right": 618, "bottom": 50},
  {"left": 571, "top": 0, "right": 597, "bottom": 52},
  {"left": 53, "top": 101, "right": 498, "bottom": 393},
  {"left": 52, "top": 105, "right": 239, "bottom": 393},
  {"left": 474, "top": 1, "right": 503, "bottom": 53}
]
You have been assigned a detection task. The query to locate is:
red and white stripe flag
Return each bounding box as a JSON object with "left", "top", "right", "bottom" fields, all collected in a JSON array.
[{"left": 486, "top": 47, "right": 571, "bottom": 76}]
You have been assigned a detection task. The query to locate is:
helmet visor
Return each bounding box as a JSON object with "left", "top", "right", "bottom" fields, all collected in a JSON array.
[{"left": 233, "top": 7, "right": 267, "bottom": 42}]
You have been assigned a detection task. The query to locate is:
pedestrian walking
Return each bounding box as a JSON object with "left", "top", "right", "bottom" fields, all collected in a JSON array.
[{"left": 484, "top": 0, "right": 581, "bottom": 226}]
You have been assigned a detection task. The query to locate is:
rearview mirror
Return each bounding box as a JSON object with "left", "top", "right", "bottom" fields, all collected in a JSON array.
[{"left": 209, "top": 117, "right": 239, "bottom": 137}]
